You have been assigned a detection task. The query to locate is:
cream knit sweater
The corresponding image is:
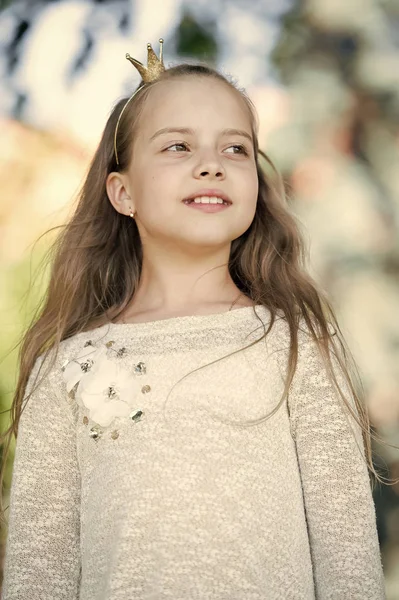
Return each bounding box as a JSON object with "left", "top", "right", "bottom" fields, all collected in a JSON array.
[{"left": 2, "top": 305, "right": 386, "bottom": 599}]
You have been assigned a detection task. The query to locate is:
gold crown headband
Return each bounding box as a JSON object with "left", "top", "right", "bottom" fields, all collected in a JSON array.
[{"left": 114, "top": 38, "right": 165, "bottom": 166}]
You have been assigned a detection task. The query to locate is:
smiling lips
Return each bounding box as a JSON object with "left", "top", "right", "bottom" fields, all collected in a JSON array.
[
  {"left": 183, "top": 198, "right": 231, "bottom": 212},
  {"left": 182, "top": 188, "right": 232, "bottom": 205}
]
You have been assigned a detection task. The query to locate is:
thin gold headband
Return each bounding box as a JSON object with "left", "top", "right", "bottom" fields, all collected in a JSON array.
[{"left": 114, "top": 38, "right": 165, "bottom": 166}]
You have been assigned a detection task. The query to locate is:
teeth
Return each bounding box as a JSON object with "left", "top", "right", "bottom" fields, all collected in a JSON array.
[{"left": 191, "top": 196, "right": 227, "bottom": 204}]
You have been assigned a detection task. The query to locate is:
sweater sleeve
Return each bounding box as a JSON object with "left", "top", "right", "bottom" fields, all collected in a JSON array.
[
  {"left": 288, "top": 338, "right": 386, "bottom": 599},
  {"left": 2, "top": 353, "right": 81, "bottom": 599}
]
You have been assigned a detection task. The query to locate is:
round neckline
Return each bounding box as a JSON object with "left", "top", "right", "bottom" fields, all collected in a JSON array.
[{"left": 96, "top": 304, "right": 268, "bottom": 335}]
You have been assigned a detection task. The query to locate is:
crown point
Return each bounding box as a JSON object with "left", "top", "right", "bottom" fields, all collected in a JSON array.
[
  {"left": 159, "top": 38, "right": 164, "bottom": 43},
  {"left": 125, "top": 53, "right": 131, "bottom": 59},
  {"left": 147, "top": 43, "right": 151, "bottom": 49}
]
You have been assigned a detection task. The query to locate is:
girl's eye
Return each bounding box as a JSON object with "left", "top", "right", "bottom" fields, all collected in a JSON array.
[
  {"left": 166, "top": 143, "right": 189, "bottom": 152},
  {"left": 224, "top": 144, "right": 248, "bottom": 155},
  {"left": 165, "top": 143, "right": 248, "bottom": 155}
]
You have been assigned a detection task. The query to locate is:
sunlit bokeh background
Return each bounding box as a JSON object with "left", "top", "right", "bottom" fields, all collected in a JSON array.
[{"left": 1, "top": 0, "right": 399, "bottom": 595}]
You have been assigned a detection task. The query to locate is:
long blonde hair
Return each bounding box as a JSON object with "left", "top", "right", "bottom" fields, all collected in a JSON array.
[{"left": 1, "top": 63, "right": 397, "bottom": 528}]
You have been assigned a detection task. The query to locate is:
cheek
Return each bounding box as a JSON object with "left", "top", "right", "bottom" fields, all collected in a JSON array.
[
  {"left": 243, "top": 164, "right": 259, "bottom": 198},
  {"left": 133, "top": 167, "right": 159, "bottom": 199},
  {"left": 144, "top": 163, "right": 177, "bottom": 190},
  {"left": 135, "top": 169, "right": 178, "bottom": 214}
]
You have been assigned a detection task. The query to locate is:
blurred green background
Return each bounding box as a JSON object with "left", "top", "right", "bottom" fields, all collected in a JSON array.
[{"left": 1, "top": 0, "right": 399, "bottom": 595}]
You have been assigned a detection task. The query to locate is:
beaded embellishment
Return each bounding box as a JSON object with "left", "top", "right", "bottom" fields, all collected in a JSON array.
[{"left": 62, "top": 340, "right": 148, "bottom": 440}]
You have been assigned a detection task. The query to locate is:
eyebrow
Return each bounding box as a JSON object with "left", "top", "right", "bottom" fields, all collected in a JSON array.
[{"left": 149, "top": 127, "right": 253, "bottom": 143}]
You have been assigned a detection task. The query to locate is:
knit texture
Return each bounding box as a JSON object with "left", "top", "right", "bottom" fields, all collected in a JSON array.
[{"left": 2, "top": 305, "right": 386, "bottom": 599}]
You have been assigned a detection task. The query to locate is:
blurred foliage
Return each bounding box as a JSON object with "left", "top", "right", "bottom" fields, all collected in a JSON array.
[
  {"left": 0, "top": 0, "right": 13, "bottom": 12},
  {"left": 175, "top": 8, "right": 218, "bottom": 65},
  {"left": 270, "top": 0, "right": 399, "bottom": 267},
  {"left": 272, "top": 6, "right": 359, "bottom": 83}
]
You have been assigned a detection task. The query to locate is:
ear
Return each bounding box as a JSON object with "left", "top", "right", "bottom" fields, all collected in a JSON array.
[{"left": 106, "top": 172, "right": 135, "bottom": 217}]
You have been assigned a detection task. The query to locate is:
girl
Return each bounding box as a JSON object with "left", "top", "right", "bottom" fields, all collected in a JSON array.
[{"left": 1, "top": 40, "right": 392, "bottom": 599}]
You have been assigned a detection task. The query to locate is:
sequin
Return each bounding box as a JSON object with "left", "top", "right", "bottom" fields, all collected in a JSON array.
[
  {"left": 130, "top": 410, "right": 144, "bottom": 422},
  {"left": 89, "top": 425, "right": 103, "bottom": 440},
  {"left": 84, "top": 340, "right": 93, "bottom": 347},
  {"left": 107, "top": 385, "right": 117, "bottom": 399},
  {"left": 80, "top": 358, "right": 94, "bottom": 373},
  {"left": 141, "top": 385, "right": 151, "bottom": 394},
  {"left": 116, "top": 347, "right": 128, "bottom": 358},
  {"left": 134, "top": 362, "right": 146, "bottom": 375},
  {"left": 111, "top": 430, "right": 119, "bottom": 440},
  {"left": 68, "top": 382, "right": 79, "bottom": 400},
  {"left": 106, "top": 341, "right": 115, "bottom": 348},
  {"left": 83, "top": 416, "right": 89, "bottom": 425}
]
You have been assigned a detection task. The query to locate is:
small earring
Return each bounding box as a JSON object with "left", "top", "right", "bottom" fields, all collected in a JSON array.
[{"left": 129, "top": 206, "right": 136, "bottom": 219}]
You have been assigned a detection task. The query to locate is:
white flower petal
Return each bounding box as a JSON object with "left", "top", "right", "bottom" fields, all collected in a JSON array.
[
  {"left": 91, "top": 400, "right": 131, "bottom": 428},
  {"left": 79, "top": 389, "right": 101, "bottom": 411},
  {"left": 90, "top": 410, "right": 115, "bottom": 428},
  {"left": 111, "top": 400, "right": 132, "bottom": 418},
  {"left": 63, "top": 362, "right": 84, "bottom": 393},
  {"left": 120, "top": 381, "right": 141, "bottom": 406}
]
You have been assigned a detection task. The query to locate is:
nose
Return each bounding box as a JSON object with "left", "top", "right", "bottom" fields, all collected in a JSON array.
[{"left": 193, "top": 150, "right": 225, "bottom": 180}]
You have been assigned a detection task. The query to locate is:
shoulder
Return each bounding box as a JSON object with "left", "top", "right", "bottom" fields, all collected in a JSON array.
[
  {"left": 28, "top": 323, "right": 114, "bottom": 386},
  {"left": 264, "top": 311, "right": 338, "bottom": 381},
  {"left": 55, "top": 323, "right": 116, "bottom": 367},
  {"left": 263, "top": 312, "right": 314, "bottom": 351},
  {"left": 269, "top": 311, "right": 336, "bottom": 344}
]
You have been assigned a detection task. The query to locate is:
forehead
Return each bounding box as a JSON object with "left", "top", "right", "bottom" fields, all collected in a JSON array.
[{"left": 138, "top": 76, "right": 252, "bottom": 139}]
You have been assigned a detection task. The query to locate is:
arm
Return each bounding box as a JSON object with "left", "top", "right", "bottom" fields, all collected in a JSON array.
[
  {"left": 288, "top": 338, "right": 386, "bottom": 599},
  {"left": 2, "top": 353, "right": 81, "bottom": 599}
]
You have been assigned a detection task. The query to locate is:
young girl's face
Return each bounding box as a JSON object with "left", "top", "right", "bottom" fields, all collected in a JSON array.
[{"left": 113, "top": 76, "right": 258, "bottom": 251}]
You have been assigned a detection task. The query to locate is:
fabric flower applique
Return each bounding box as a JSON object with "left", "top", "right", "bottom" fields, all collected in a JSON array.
[{"left": 62, "top": 343, "right": 143, "bottom": 429}]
